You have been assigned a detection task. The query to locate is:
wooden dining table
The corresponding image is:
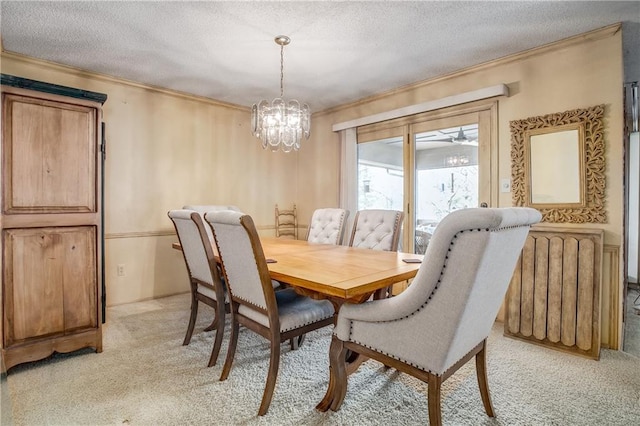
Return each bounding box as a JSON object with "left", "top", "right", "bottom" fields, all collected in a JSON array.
[
  {"left": 172, "top": 236, "right": 423, "bottom": 411},
  {"left": 173, "top": 237, "right": 422, "bottom": 303},
  {"left": 261, "top": 238, "right": 421, "bottom": 301}
]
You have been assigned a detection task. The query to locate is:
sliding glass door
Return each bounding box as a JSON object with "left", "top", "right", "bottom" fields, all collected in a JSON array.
[
  {"left": 356, "top": 104, "right": 495, "bottom": 253},
  {"left": 411, "top": 116, "right": 480, "bottom": 254}
]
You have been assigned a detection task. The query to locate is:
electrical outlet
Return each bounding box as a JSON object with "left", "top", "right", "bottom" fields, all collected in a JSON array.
[{"left": 117, "top": 264, "right": 126, "bottom": 277}]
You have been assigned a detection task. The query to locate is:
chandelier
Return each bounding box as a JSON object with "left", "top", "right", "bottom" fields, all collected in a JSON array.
[
  {"left": 251, "top": 35, "right": 311, "bottom": 152},
  {"left": 445, "top": 154, "right": 470, "bottom": 167}
]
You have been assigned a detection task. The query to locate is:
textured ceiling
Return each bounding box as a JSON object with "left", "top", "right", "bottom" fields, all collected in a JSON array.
[{"left": 1, "top": 1, "right": 638, "bottom": 112}]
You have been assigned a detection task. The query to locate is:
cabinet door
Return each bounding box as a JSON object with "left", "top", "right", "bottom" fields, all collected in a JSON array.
[
  {"left": 2, "top": 94, "right": 96, "bottom": 214},
  {"left": 2, "top": 227, "right": 97, "bottom": 347}
]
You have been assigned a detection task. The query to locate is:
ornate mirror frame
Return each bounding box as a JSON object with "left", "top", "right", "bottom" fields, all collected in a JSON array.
[{"left": 510, "top": 105, "right": 606, "bottom": 223}]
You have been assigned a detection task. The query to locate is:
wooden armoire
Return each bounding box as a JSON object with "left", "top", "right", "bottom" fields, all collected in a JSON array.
[{"left": 1, "top": 75, "right": 107, "bottom": 370}]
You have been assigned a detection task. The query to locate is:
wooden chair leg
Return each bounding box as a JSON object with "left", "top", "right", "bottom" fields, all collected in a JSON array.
[
  {"left": 290, "top": 334, "right": 306, "bottom": 350},
  {"left": 475, "top": 340, "right": 495, "bottom": 417},
  {"left": 258, "top": 338, "right": 281, "bottom": 416},
  {"left": 203, "top": 317, "right": 217, "bottom": 332},
  {"left": 207, "top": 305, "right": 225, "bottom": 367},
  {"left": 427, "top": 375, "right": 442, "bottom": 426},
  {"left": 328, "top": 336, "right": 349, "bottom": 411},
  {"left": 219, "top": 314, "right": 239, "bottom": 381},
  {"left": 183, "top": 291, "right": 199, "bottom": 345}
]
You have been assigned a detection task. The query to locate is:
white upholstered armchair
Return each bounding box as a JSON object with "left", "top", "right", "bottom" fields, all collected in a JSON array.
[
  {"left": 306, "top": 208, "right": 349, "bottom": 245},
  {"left": 325, "top": 207, "right": 542, "bottom": 425}
]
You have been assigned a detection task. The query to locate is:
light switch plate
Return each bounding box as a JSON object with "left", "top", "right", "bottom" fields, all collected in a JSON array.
[{"left": 500, "top": 178, "right": 511, "bottom": 193}]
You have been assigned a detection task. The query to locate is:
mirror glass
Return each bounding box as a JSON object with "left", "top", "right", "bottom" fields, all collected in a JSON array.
[{"left": 529, "top": 129, "right": 582, "bottom": 205}]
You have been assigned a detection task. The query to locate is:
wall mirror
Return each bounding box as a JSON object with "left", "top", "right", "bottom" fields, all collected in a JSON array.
[{"left": 510, "top": 105, "right": 606, "bottom": 223}]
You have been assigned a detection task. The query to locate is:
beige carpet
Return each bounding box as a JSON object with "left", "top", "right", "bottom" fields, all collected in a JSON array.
[{"left": 5, "top": 293, "right": 640, "bottom": 425}]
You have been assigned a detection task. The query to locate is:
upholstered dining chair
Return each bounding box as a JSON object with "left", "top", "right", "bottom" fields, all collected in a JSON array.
[
  {"left": 204, "top": 210, "right": 335, "bottom": 416},
  {"left": 349, "top": 209, "right": 404, "bottom": 296},
  {"left": 348, "top": 209, "right": 404, "bottom": 251},
  {"left": 168, "top": 209, "right": 227, "bottom": 367},
  {"left": 326, "top": 207, "right": 541, "bottom": 425},
  {"left": 306, "top": 208, "right": 349, "bottom": 245}
]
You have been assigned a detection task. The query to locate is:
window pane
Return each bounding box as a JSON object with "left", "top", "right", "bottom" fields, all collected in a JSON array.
[
  {"left": 414, "top": 124, "right": 478, "bottom": 254},
  {"left": 357, "top": 137, "right": 404, "bottom": 211}
]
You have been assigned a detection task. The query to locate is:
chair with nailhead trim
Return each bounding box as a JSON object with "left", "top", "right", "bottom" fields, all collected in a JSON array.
[
  {"left": 306, "top": 208, "right": 349, "bottom": 245},
  {"left": 204, "top": 210, "right": 335, "bottom": 416},
  {"left": 348, "top": 209, "right": 404, "bottom": 251},
  {"left": 348, "top": 209, "right": 404, "bottom": 297},
  {"left": 327, "top": 207, "right": 541, "bottom": 426}
]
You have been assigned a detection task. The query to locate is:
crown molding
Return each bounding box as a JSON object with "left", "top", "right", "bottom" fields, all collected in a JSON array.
[
  {"left": 0, "top": 51, "right": 250, "bottom": 112},
  {"left": 318, "top": 23, "right": 621, "bottom": 118}
]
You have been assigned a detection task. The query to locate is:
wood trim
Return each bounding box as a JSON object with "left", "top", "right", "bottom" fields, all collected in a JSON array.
[
  {"left": 2, "top": 213, "right": 99, "bottom": 228},
  {"left": 106, "top": 224, "right": 277, "bottom": 240},
  {"left": 317, "top": 23, "right": 620, "bottom": 117},
  {"left": 356, "top": 98, "right": 499, "bottom": 134},
  {"left": 604, "top": 244, "right": 620, "bottom": 350},
  {"left": 1, "top": 51, "right": 248, "bottom": 112},
  {"left": 3, "top": 23, "right": 619, "bottom": 119},
  {"left": 2, "top": 328, "right": 101, "bottom": 371},
  {"left": 106, "top": 230, "right": 175, "bottom": 239},
  {"left": 332, "top": 84, "right": 508, "bottom": 131},
  {"left": 1, "top": 74, "right": 107, "bottom": 104},
  {"left": 2, "top": 84, "right": 105, "bottom": 111}
]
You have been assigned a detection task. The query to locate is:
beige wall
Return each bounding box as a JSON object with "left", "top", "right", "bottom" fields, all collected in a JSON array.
[
  {"left": 1, "top": 54, "right": 300, "bottom": 307},
  {"left": 300, "top": 26, "right": 625, "bottom": 347},
  {"left": 1, "top": 25, "right": 626, "bottom": 345}
]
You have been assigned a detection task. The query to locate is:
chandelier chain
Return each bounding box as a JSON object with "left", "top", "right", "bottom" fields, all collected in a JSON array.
[{"left": 280, "top": 44, "right": 284, "bottom": 98}]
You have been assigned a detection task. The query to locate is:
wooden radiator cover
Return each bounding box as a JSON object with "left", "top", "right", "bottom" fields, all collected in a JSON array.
[{"left": 505, "top": 226, "right": 603, "bottom": 359}]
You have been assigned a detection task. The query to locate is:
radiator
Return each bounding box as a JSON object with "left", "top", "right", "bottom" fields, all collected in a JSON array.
[{"left": 505, "top": 226, "right": 603, "bottom": 359}]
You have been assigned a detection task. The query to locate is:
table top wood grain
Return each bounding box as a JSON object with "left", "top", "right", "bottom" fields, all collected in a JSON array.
[{"left": 262, "top": 238, "right": 422, "bottom": 300}]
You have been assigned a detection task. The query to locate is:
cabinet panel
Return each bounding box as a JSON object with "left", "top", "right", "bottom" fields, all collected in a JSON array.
[
  {"left": 2, "top": 94, "right": 96, "bottom": 214},
  {"left": 3, "top": 228, "right": 65, "bottom": 344},
  {"left": 2, "top": 227, "right": 97, "bottom": 346},
  {"left": 62, "top": 227, "right": 98, "bottom": 331}
]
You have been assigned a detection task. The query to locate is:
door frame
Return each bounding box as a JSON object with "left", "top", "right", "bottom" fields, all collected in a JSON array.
[{"left": 356, "top": 99, "right": 498, "bottom": 251}]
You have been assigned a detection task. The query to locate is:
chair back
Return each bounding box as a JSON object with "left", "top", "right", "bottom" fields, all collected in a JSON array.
[
  {"left": 275, "top": 204, "right": 298, "bottom": 239},
  {"left": 183, "top": 204, "right": 242, "bottom": 215},
  {"left": 306, "top": 208, "right": 349, "bottom": 245},
  {"left": 349, "top": 209, "right": 404, "bottom": 251},
  {"left": 183, "top": 204, "right": 243, "bottom": 253},
  {"left": 205, "top": 211, "right": 276, "bottom": 315},
  {"left": 168, "top": 209, "right": 220, "bottom": 287}
]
